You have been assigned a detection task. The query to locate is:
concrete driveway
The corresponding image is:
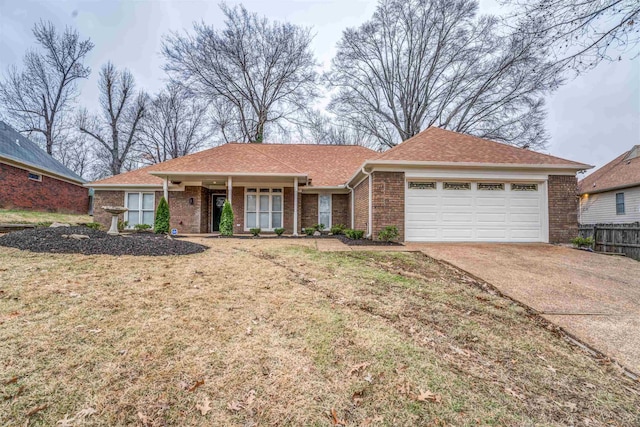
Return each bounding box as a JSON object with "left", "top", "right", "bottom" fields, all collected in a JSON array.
[{"left": 410, "top": 243, "right": 640, "bottom": 374}]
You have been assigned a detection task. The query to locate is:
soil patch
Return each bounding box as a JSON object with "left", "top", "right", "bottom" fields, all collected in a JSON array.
[
  {"left": 0, "top": 226, "right": 208, "bottom": 256},
  {"left": 337, "top": 235, "right": 402, "bottom": 246}
]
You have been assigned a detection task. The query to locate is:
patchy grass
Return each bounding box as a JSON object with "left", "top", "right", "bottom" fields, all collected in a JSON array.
[
  {"left": 0, "top": 209, "right": 93, "bottom": 225},
  {"left": 0, "top": 238, "right": 638, "bottom": 426}
]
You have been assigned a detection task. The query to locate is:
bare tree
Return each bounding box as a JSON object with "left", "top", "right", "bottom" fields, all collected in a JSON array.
[
  {"left": 327, "top": 0, "right": 561, "bottom": 150},
  {"left": 294, "top": 110, "right": 379, "bottom": 148},
  {"left": 0, "top": 21, "right": 93, "bottom": 155},
  {"left": 162, "top": 3, "right": 318, "bottom": 142},
  {"left": 137, "top": 84, "right": 211, "bottom": 164},
  {"left": 55, "top": 130, "right": 93, "bottom": 177},
  {"left": 79, "top": 62, "right": 147, "bottom": 176},
  {"left": 503, "top": 0, "right": 640, "bottom": 72}
]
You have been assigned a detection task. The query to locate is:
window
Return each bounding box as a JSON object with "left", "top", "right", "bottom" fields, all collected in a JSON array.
[
  {"left": 443, "top": 182, "right": 471, "bottom": 190},
  {"left": 318, "top": 194, "right": 331, "bottom": 228},
  {"left": 511, "top": 183, "right": 538, "bottom": 191},
  {"left": 478, "top": 183, "right": 504, "bottom": 191},
  {"left": 125, "top": 192, "right": 155, "bottom": 227},
  {"left": 245, "top": 188, "right": 282, "bottom": 230},
  {"left": 28, "top": 172, "right": 42, "bottom": 182},
  {"left": 408, "top": 181, "right": 436, "bottom": 190},
  {"left": 616, "top": 193, "right": 625, "bottom": 215}
]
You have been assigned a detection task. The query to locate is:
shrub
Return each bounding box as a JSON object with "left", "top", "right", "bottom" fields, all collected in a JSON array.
[
  {"left": 330, "top": 224, "right": 346, "bottom": 235},
  {"left": 314, "top": 223, "right": 326, "bottom": 232},
  {"left": 571, "top": 236, "right": 594, "bottom": 248},
  {"left": 219, "top": 200, "right": 234, "bottom": 236},
  {"left": 345, "top": 229, "right": 365, "bottom": 240},
  {"left": 274, "top": 227, "right": 285, "bottom": 236},
  {"left": 36, "top": 221, "right": 53, "bottom": 227},
  {"left": 154, "top": 197, "right": 170, "bottom": 234},
  {"left": 250, "top": 227, "right": 261, "bottom": 237},
  {"left": 85, "top": 222, "right": 101, "bottom": 230},
  {"left": 304, "top": 227, "right": 315, "bottom": 236},
  {"left": 378, "top": 225, "right": 399, "bottom": 242},
  {"left": 117, "top": 220, "right": 128, "bottom": 232},
  {"left": 134, "top": 223, "right": 152, "bottom": 232}
]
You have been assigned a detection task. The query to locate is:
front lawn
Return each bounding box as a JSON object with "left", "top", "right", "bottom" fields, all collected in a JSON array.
[
  {"left": 0, "top": 209, "right": 93, "bottom": 225},
  {"left": 0, "top": 239, "right": 638, "bottom": 426}
]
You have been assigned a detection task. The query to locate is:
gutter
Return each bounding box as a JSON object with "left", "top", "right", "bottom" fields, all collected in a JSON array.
[
  {"left": 360, "top": 166, "right": 373, "bottom": 238},
  {"left": 344, "top": 182, "right": 355, "bottom": 229},
  {"left": 579, "top": 182, "right": 640, "bottom": 196}
]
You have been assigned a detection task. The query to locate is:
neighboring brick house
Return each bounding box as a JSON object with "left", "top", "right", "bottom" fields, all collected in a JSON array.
[
  {"left": 578, "top": 145, "right": 640, "bottom": 224},
  {"left": 88, "top": 127, "right": 591, "bottom": 243},
  {"left": 0, "top": 121, "right": 88, "bottom": 214}
]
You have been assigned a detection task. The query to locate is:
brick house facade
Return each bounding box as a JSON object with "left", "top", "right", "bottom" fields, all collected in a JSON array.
[{"left": 548, "top": 175, "right": 579, "bottom": 243}]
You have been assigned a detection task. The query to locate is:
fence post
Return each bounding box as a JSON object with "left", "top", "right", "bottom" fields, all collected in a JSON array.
[{"left": 592, "top": 225, "right": 597, "bottom": 251}]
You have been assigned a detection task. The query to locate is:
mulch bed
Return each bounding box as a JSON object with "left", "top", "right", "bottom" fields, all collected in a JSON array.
[
  {"left": 336, "top": 235, "right": 402, "bottom": 246},
  {"left": 0, "top": 226, "right": 208, "bottom": 256}
]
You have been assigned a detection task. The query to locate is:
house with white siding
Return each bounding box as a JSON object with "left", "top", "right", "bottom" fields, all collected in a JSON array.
[{"left": 579, "top": 145, "right": 640, "bottom": 224}]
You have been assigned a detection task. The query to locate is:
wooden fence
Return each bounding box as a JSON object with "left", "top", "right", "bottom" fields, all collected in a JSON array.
[{"left": 578, "top": 223, "right": 640, "bottom": 261}]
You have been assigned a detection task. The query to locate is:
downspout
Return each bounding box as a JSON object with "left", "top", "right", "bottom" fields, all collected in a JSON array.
[
  {"left": 361, "top": 167, "right": 373, "bottom": 238},
  {"left": 344, "top": 183, "right": 355, "bottom": 230}
]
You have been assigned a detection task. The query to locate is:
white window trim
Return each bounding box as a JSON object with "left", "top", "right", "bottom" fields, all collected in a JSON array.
[
  {"left": 244, "top": 188, "right": 283, "bottom": 231},
  {"left": 318, "top": 194, "right": 332, "bottom": 228},
  {"left": 28, "top": 171, "right": 42, "bottom": 182},
  {"left": 124, "top": 191, "right": 155, "bottom": 228}
]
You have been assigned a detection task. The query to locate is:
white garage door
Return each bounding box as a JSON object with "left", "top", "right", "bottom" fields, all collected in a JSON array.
[{"left": 406, "top": 181, "right": 546, "bottom": 242}]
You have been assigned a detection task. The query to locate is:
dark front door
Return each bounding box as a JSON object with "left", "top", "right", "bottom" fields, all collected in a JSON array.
[{"left": 212, "top": 196, "right": 226, "bottom": 232}]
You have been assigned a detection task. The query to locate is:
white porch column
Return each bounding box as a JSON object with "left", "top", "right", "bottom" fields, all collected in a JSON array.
[
  {"left": 163, "top": 177, "right": 169, "bottom": 201},
  {"left": 227, "top": 176, "right": 233, "bottom": 205},
  {"left": 293, "top": 177, "right": 299, "bottom": 236}
]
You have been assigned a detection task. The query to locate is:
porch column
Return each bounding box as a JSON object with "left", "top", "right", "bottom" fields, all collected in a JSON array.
[
  {"left": 163, "top": 177, "right": 169, "bottom": 201},
  {"left": 227, "top": 176, "right": 233, "bottom": 205},
  {"left": 293, "top": 177, "right": 299, "bottom": 236}
]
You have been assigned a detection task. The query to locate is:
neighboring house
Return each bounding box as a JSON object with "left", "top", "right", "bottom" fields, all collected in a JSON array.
[
  {"left": 0, "top": 121, "right": 88, "bottom": 214},
  {"left": 578, "top": 145, "right": 640, "bottom": 224},
  {"left": 88, "top": 127, "right": 591, "bottom": 243}
]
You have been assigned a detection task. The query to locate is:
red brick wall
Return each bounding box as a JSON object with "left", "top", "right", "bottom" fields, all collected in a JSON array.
[
  {"left": 168, "top": 186, "right": 207, "bottom": 234},
  {"left": 548, "top": 175, "right": 579, "bottom": 243},
  {"left": 0, "top": 162, "right": 88, "bottom": 214},
  {"left": 371, "top": 172, "right": 405, "bottom": 241},
  {"left": 232, "top": 186, "right": 245, "bottom": 234},
  {"left": 332, "top": 194, "right": 349, "bottom": 228},
  {"left": 301, "top": 193, "right": 318, "bottom": 230},
  {"left": 353, "top": 177, "right": 369, "bottom": 232},
  {"left": 93, "top": 190, "right": 126, "bottom": 228}
]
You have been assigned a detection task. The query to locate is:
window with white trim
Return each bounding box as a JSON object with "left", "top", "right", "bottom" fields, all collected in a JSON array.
[
  {"left": 28, "top": 172, "right": 42, "bottom": 182},
  {"left": 616, "top": 193, "right": 625, "bottom": 215},
  {"left": 125, "top": 192, "right": 155, "bottom": 228},
  {"left": 245, "top": 188, "right": 282, "bottom": 230},
  {"left": 318, "top": 194, "right": 331, "bottom": 228}
]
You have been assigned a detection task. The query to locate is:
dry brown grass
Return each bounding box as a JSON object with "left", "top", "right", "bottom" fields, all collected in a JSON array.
[
  {"left": 0, "top": 209, "right": 93, "bottom": 225},
  {"left": 1, "top": 238, "right": 638, "bottom": 426}
]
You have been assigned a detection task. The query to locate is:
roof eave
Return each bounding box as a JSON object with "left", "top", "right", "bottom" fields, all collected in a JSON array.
[
  {"left": 579, "top": 182, "right": 640, "bottom": 195},
  {"left": 1, "top": 154, "right": 86, "bottom": 184},
  {"left": 86, "top": 183, "right": 163, "bottom": 189},
  {"left": 147, "top": 171, "right": 308, "bottom": 178},
  {"left": 364, "top": 160, "right": 594, "bottom": 170}
]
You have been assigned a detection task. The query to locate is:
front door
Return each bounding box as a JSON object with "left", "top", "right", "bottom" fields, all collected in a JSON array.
[{"left": 212, "top": 196, "right": 226, "bottom": 232}]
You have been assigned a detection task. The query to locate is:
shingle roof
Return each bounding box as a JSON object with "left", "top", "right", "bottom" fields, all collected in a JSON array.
[
  {"left": 578, "top": 146, "right": 640, "bottom": 194},
  {"left": 0, "top": 121, "right": 85, "bottom": 183},
  {"left": 90, "top": 143, "right": 377, "bottom": 187},
  {"left": 374, "top": 127, "right": 591, "bottom": 168}
]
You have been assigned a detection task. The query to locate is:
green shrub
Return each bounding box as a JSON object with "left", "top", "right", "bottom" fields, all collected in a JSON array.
[
  {"left": 36, "top": 221, "right": 53, "bottom": 227},
  {"left": 571, "top": 236, "right": 594, "bottom": 248},
  {"left": 154, "top": 197, "right": 170, "bottom": 234},
  {"left": 330, "top": 224, "right": 346, "bottom": 235},
  {"left": 219, "top": 200, "right": 234, "bottom": 236},
  {"left": 117, "top": 220, "right": 128, "bottom": 232},
  {"left": 250, "top": 227, "right": 261, "bottom": 237},
  {"left": 314, "top": 223, "right": 326, "bottom": 232},
  {"left": 274, "top": 227, "right": 285, "bottom": 236},
  {"left": 134, "top": 223, "right": 152, "bottom": 231},
  {"left": 378, "top": 225, "right": 399, "bottom": 242},
  {"left": 304, "top": 227, "right": 315, "bottom": 236},
  {"left": 85, "top": 222, "right": 101, "bottom": 230},
  {"left": 345, "top": 229, "right": 365, "bottom": 240}
]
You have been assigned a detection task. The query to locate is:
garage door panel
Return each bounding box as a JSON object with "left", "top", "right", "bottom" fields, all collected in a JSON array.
[
  {"left": 442, "top": 213, "right": 473, "bottom": 222},
  {"left": 406, "top": 212, "right": 438, "bottom": 222},
  {"left": 476, "top": 197, "right": 507, "bottom": 207},
  {"left": 476, "top": 229, "right": 508, "bottom": 239},
  {"left": 406, "top": 228, "right": 439, "bottom": 239},
  {"left": 442, "top": 228, "right": 474, "bottom": 239},
  {"left": 442, "top": 197, "right": 473, "bottom": 207},
  {"left": 476, "top": 213, "right": 507, "bottom": 223},
  {"left": 510, "top": 228, "right": 542, "bottom": 239}
]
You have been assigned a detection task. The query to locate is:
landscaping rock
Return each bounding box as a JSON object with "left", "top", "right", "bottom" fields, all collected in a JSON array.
[
  {"left": 50, "top": 222, "right": 71, "bottom": 228},
  {"left": 69, "top": 234, "right": 90, "bottom": 240},
  {"left": 313, "top": 231, "right": 321, "bottom": 236}
]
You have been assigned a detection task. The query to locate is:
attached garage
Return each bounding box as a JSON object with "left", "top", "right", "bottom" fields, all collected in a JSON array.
[{"left": 405, "top": 180, "right": 547, "bottom": 242}]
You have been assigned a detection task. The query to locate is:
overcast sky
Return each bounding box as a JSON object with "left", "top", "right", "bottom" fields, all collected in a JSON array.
[{"left": 0, "top": 0, "right": 638, "bottom": 174}]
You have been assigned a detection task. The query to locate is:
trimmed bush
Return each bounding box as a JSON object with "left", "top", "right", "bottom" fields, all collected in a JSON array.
[
  {"left": 330, "top": 224, "right": 346, "bottom": 235},
  {"left": 134, "top": 223, "right": 152, "bottom": 232},
  {"left": 571, "top": 236, "right": 594, "bottom": 248},
  {"left": 274, "top": 227, "right": 285, "bottom": 236},
  {"left": 85, "top": 222, "right": 102, "bottom": 230},
  {"left": 345, "top": 229, "right": 365, "bottom": 240},
  {"left": 250, "top": 227, "right": 261, "bottom": 237},
  {"left": 304, "top": 227, "right": 315, "bottom": 236},
  {"left": 117, "top": 220, "right": 128, "bottom": 232},
  {"left": 314, "top": 223, "right": 326, "bottom": 232},
  {"left": 154, "top": 197, "right": 170, "bottom": 234},
  {"left": 219, "top": 200, "right": 234, "bottom": 236},
  {"left": 378, "top": 225, "right": 399, "bottom": 242}
]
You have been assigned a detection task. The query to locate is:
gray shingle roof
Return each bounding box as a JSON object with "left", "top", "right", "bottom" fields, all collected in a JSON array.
[{"left": 0, "top": 121, "right": 85, "bottom": 183}]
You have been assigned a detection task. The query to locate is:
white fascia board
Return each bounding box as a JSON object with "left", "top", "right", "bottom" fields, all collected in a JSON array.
[
  {"left": 148, "top": 171, "right": 308, "bottom": 178},
  {"left": 366, "top": 160, "right": 594, "bottom": 171},
  {"left": 580, "top": 182, "right": 640, "bottom": 195},
  {"left": 405, "top": 169, "right": 550, "bottom": 181},
  {"left": 301, "top": 186, "right": 349, "bottom": 194},
  {"left": 87, "top": 184, "right": 163, "bottom": 190},
  {"left": 1, "top": 156, "right": 85, "bottom": 185}
]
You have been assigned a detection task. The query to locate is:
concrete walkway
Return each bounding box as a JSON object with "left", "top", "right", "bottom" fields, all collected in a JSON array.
[{"left": 411, "top": 243, "right": 640, "bottom": 374}]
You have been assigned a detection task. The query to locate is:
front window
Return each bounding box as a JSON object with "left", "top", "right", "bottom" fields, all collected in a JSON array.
[
  {"left": 246, "top": 188, "right": 282, "bottom": 230},
  {"left": 616, "top": 193, "right": 625, "bottom": 215},
  {"left": 318, "top": 194, "right": 331, "bottom": 228},
  {"left": 126, "top": 192, "right": 155, "bottom": 227}
]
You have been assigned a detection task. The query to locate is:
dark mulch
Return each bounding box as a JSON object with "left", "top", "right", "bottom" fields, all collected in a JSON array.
[
  {"left": 0, "top": 226, "right": 208, "bottom": 256},
  {"left": 336, "top": 235, "right": 402, "bottom": 246},
  {"left": 206, "top": 234, "right": 337, "bottom": 239}
]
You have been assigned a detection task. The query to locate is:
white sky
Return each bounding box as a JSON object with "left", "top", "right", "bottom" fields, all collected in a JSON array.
[{"left": 0, "top": 0, "right": 638, "bottom": 173}]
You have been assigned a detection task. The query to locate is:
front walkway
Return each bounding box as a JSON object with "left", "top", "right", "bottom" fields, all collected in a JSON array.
[{"left": 410, "top": 243, "right": 640, "bottom": 374}]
